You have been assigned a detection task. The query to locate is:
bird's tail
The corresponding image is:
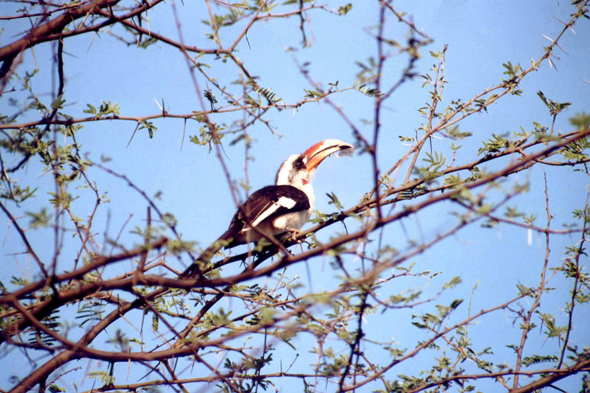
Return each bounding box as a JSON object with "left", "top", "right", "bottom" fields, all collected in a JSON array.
[{"left": 180, "top": 226, "right": 240, "bottom": 278}]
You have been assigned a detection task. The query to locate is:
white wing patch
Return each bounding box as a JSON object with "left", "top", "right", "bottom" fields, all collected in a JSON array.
[
  {"left": 249, "top": 196, "right": 296, "bottom": 227},
  {"left": 277, "top": 196, "right": 297, "bottom": 209}
]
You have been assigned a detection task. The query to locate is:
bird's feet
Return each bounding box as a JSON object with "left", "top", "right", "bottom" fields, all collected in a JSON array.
[{"left": 281, "top": 228, "right": 303, "bottom": 243}]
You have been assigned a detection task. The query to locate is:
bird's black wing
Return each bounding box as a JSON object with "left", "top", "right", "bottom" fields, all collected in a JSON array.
[{"left": 221, "top": 185, "right": 309, "bottom": 240}]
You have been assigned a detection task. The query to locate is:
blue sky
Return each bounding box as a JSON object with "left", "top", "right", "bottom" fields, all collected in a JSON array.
[{"left": 1, "top": 0, "right": 589, "bottom": 391}]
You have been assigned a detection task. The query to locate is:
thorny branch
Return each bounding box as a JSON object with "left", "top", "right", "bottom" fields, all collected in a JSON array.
[{"left": 1, "top": 1, "right": 589, "bottom": 392}]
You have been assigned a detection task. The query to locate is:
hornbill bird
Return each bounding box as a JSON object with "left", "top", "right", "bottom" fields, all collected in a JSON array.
[{"left": 182, "top": 139, "right": 354, "bottom": 277}]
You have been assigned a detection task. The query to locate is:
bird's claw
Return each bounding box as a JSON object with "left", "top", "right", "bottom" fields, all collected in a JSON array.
[{"left": 281, "top": 229, "right": 303, "bottom": 243}]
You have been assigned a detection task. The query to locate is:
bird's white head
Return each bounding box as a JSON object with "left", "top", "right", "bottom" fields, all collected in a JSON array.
[{"left": 275, "top": 139, "right": 355, "bottom": 189}]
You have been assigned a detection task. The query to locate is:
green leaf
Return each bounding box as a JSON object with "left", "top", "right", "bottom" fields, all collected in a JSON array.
[
  {"left": 204, "top": 89, "right": 218, "bottom": 105},
  {"left": 88, "top": 371, "right": 114, "bottom": 385},
  {"left": 51, "top": 95, "right": 66, "bottom": 110},
  {"left": 338, "top": 3, "right": 352, "bottom": 15},
  {"left": 569, "top": 111, "right": 590, "bottom": 130},
  {"left": 152, "top": 314, "right": 159, "bottom": 332},
  {"left": 48, "top": 384, "right": 66, "bottom": 393},
  {"left": 326, "top": 191, "right": 343, "bottom": 210},
  {"left": 25, "top": 208, "right": 52, "bottom": 229},
  {"left": 357, "top": 84, "right": 382, "bottom": 97},
  {"left": 477, "top": 133, "right": 510, "bottom": 156},
  {"left": 537, "top": 91, "right": 571, "bottom": 117},
  {"left": 422, "top": 150, "right": 446, "bottom": 171},
  {"left": 443, "top": 276, "right": 462, "bottom": 290}
]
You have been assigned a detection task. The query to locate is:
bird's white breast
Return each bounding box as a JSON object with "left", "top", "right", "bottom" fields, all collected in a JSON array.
[{"left": 272, "top": 210, "right": 308, "bottom": 232}]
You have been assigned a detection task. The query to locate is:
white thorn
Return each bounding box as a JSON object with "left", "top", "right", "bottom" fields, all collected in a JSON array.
[{"left": 527, "top": 228, "right": 532, "bottom": 246}]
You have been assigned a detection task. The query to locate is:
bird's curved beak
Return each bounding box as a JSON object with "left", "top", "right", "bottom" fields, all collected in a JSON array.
[{"left": 303, "top": 139, "right": 355, "bottom": 172}]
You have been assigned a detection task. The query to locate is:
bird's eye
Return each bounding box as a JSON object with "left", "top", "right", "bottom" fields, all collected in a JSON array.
[{"left": 295, "top": 157, "right": 305, "bottom": 169}]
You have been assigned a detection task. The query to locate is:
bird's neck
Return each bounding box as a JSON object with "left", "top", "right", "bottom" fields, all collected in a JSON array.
[{"left": 300, "top": 183, "right": 315, "bottom": 211}]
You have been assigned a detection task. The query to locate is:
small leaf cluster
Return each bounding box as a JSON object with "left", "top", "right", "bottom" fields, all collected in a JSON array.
[
  {"left": 501, "top": 61, "right": 523, "bottom": 95},
  {"left": 338, "top": 3, "right": 353, "bottom": 15},
  {"left": 477, "top": 133, "right": 511, "bottom": 156},
  {"left": 83, "top": 101, "right": 120, "bottom": 117},
  {"left": 27, "top": 309, "right": 61, "bottom": 347},
  {"left": 357, "top": 83, "right": 382, "bottom": 97},
  {"left": 562, "top": 135, "right": 590, "bottom": 162},
  {"left": 537, "top": 91, "right": 571, "bottom": 117},
  {"left": 413, "top": 150, "right": 446, "bottom": 182}
]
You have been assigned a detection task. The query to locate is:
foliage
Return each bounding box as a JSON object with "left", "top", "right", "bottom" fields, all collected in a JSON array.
[{"left": 0, "top": 1, "right": 589, "bottom": 393}]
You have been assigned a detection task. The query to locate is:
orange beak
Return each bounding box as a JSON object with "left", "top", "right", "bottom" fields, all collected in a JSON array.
[{"left": 303, "top": 139, "right": 355, "bottom": 172}]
